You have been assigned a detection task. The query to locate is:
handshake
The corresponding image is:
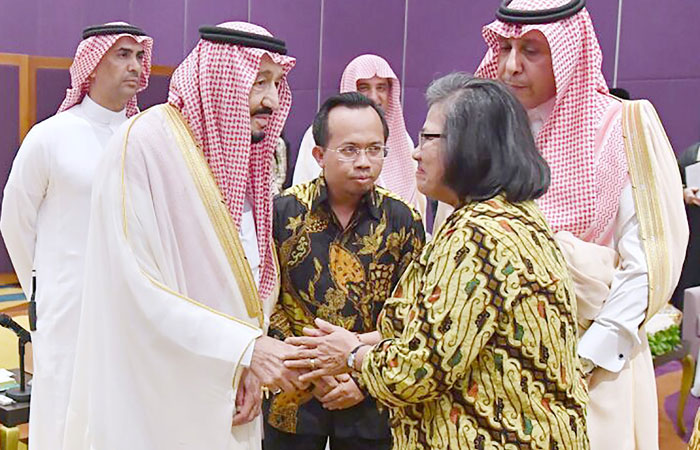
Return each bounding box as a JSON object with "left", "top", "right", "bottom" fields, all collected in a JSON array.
[{"left": 233, "top": 318, "right": 371, "bottom": 425}]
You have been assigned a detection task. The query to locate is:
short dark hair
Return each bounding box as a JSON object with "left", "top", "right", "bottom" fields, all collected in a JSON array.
[
  {"left": 312, "top": 92, "right": 389, "bottom": 147},
  {"left": 438, "top": 77, "right": 550, "bottom": 203}
]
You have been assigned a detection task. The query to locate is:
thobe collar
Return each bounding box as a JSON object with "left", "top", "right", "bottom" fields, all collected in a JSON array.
[
  {"left": 527, "top": 96, "right": 556, "bottom": 138},
  {"left": 311, "top": 176, "right": 382, "bottom": 221},
  {"left": 81, "top": 94, "right": 128, "bottom": 126}
]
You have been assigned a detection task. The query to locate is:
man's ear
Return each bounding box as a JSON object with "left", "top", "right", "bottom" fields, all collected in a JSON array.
[{"left": 312, "top": 146, "right": 325, "bottom": 168}]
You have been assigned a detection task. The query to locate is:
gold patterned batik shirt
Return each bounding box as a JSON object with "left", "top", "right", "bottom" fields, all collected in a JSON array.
[
  {"left": 360, "top": 194, "right": 589, "bottom": 449},
  {"left": 266, "top": 176, "right": 425, "bottom": 434}
]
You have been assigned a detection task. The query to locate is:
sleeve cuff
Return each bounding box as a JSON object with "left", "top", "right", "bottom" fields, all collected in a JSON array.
[
  {"left": 239, "top": 338, "right": 256, "bottom": 367},
  {"left": 578, "top": 322, "right": 634, "bottom": 372}
]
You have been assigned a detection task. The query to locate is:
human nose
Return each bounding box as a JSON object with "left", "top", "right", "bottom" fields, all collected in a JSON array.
[
  {"left": 262, "top": 84, "right": 280, "bottom": 111},
  {"left": 365, "top": 88, "right": 380, "bottom": 105},
  {"left": 128, "top": 56, "right": 141, "bottom": 76},
  {"left": 412, "top": 145, "right": 421, "bottom": 162},
  {"left": 353, "top": 149, "right": 371, "bottom": 168},
  {"left": 505, "top": 49, "right": 522, "bottom": 76}
]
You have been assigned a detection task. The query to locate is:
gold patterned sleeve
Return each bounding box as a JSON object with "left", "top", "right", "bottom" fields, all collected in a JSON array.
[
  {"left": 400, "top": 212, "right": 426, "bottom": 273},
  {"left": 361, "top": 226, "right": 521, "bottom": 408},
  {"left": 268, "top": 296, "right": 293, "bottom": 341}
]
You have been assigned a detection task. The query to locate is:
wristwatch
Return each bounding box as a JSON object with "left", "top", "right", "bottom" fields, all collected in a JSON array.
[{"left": 347, "top": 344, "right": 366, "bottom": 371}]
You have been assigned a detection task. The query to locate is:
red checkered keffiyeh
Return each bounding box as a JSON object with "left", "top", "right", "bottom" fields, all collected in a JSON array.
[
  {"left": 476, "top": 0, "right": 628, "bottom": 242},
  {"left": 340, "top": 55, "right": 417, "bottom": 204},
  {"left": 58, "top": 22, "right": 153, "bottom": 117},
  {"left": 168, "top": 22, "right": 295, "bottom": 303}
]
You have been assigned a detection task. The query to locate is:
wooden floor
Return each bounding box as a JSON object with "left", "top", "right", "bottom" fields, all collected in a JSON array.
[
  {"left": 0, "top": 273, "right": 26, "bottom": 317},
  {"left": 658, "top": 368, "right": 690, "bottom": 449}
]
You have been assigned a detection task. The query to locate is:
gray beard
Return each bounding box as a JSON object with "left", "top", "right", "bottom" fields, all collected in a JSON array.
[{"left": 251, "top": 132, "right": 266, "bottom": 144}]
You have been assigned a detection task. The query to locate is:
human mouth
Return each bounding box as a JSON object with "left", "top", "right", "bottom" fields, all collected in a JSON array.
[
  {"left": 505, "top": 82, "right": 527, "bottom": 90},
  {"left": 253, "top": 115, "right": 269, "bottom": 129},
  {"left": 252, "top": 107, "right": 273, "bottom": 129}
]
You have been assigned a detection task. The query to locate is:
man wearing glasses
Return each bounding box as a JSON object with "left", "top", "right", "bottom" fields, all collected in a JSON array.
[
  {"left": 293, "top": 55, "right": 426, "bottom": 223},
  {"left": 263, "top": 92, "right": 425, "bottom": 450}
]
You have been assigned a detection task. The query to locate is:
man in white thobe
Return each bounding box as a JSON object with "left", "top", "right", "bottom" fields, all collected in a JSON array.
[
  {"left": 476, "top": 1, "right": 688, "bottom": 448},
  {"left": 0, "top": 22, "right": 152, "bottom": 450},
  {"left": 62, "top": 22, "right": 307, "bottom": 450}
]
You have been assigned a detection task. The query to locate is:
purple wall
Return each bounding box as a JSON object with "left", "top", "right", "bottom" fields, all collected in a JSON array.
[
  {"left": 617, "top": 0, "right": 700, "bottom": 152},
  {"left": 0, "top": 1, "right": 699, "bottom": 274},
  {"left": 0, "top": 66, "right": 20, "bottom": 273}
]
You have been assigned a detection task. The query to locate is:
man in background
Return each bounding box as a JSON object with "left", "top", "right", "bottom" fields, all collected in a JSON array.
[
  {"left": 476, "top": 1, "right": 687, "bottom": 448},
  {"left": 0, "top": 22, "right": 152, "bottom": 450},
  {"left": 293, "top": 55, "right": 425, "bottom": 217}
]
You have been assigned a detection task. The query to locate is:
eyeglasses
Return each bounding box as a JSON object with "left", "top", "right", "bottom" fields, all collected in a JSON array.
[
  {"left": 418, "top": 132, "right": 444, "bottom": 148},
  {"left": 326, "top": 144, "right": 389, "bottom": 161}
]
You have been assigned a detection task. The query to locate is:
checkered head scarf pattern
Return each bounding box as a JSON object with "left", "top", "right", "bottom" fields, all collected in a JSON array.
[
  {"left": 58, "top": 22, "right": 153, "bottom": 117},
  {"left": 168, "top": 21, "right": 295, "bottom": 302},
  {"left": 476, "top": 0, "right": 628, "bottom": 241},
  {"left": 340, "top": 55, "right": 417, "bottom": 204}
]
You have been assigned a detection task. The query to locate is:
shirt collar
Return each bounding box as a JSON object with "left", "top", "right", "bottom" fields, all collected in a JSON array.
[
  {"left": 80, "top": 94, "right": 128, "bottom": 126},
  {"left": 311, "top": 176, "right": 381, "bottom": 221}
]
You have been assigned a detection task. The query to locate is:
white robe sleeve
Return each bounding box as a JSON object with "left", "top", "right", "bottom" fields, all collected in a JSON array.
[
  {"left": 0, "top": 126, "right": 50, "bottom": 295},
  {"left": 291, "top": 126, "right": 321, "bottom": 186},
  {"left": 577, "top": 184, "right": 648, "bottom": 372}
]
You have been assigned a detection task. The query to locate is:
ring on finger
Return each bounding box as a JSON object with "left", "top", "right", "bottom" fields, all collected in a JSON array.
[{"left": 310, "top": 358, "right": 317, "bottom": 370}]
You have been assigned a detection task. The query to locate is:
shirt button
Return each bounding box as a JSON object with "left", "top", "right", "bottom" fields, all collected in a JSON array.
[{"left": 618, "top": 354, "right": 624, "bottom": 359}]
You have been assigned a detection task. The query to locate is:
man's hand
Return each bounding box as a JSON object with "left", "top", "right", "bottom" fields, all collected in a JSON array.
[
  {"left": 684, "top": 187, "right": 700, "bottom": 206},
  {"left": 284, "top": 318, "right": 362, "bottom": 382},
  {"left": 250, "top": 336, "right": 309, "bottom": 393},
  {"left": 320, "top": 374, "right": 364, "bottom": 411},
  {"left": 311, "top": 376, "right": 339, "bottom": 401},
  {"left": 232, "top": 368, "right": 261, "bottom": 426}
]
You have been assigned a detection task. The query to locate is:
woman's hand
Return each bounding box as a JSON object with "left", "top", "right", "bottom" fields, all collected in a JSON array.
[{"left": 284, "top": 318, "right": 362, "bottom": 382}]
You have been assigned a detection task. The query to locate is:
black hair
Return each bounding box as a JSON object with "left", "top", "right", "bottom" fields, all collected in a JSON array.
[
  {"left": 440, "top": 77, "right": 550, "bottom": 203},
  {"left": 312, "top": 92, "right": 389, "bottom": 147},
  {"left": 609, "top": 87, "right": 631, "bottom": 100}
]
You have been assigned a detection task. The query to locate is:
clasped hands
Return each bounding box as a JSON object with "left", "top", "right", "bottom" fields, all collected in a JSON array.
[
  {"left": 283, "top": 318, "right": 367, "bottom": 410},
  {"left": 237, "top": 318, "right": 365, "bottom": 425},
  {"left": 283, "top": 318, "right": 364, "bottom": 380}
]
